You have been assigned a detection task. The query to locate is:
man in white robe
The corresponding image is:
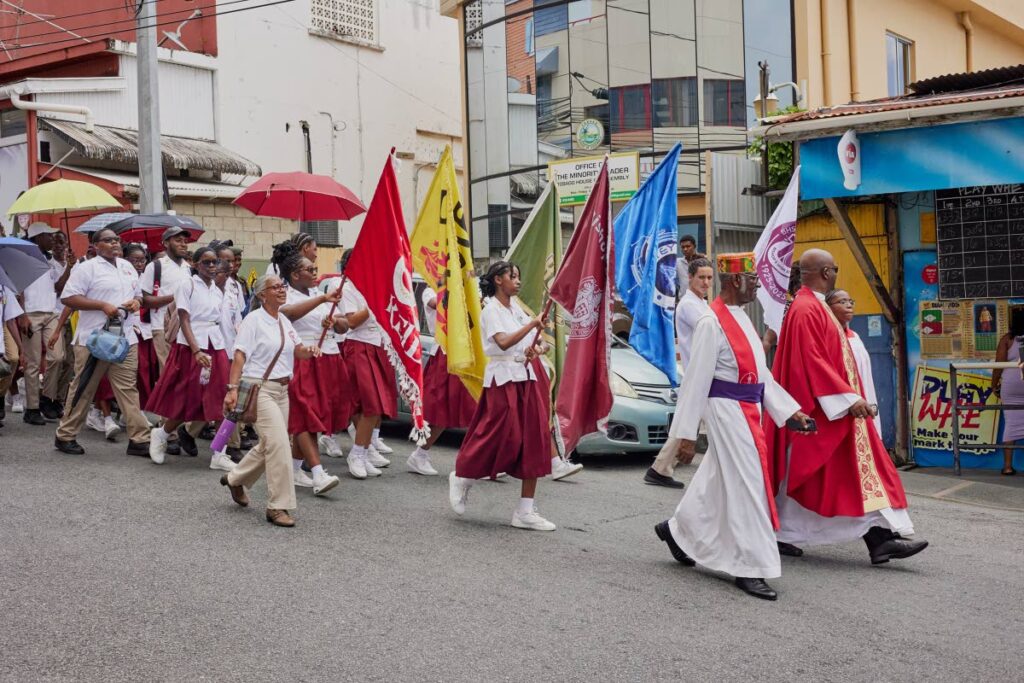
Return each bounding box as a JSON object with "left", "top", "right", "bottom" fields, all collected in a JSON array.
[{"left": 654, "top": 253, "right": 809, "bottom": 601}]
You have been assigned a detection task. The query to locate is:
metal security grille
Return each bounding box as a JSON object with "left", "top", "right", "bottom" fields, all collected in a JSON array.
[
  {"left": 301, "top": 220, "right": 341, "bottom": 248},
  {"left": 310, "top": 0, "right": 378, "bottom": 45},
  {"left": 465, "top": 2, "right": 482, "bottom": 47}
]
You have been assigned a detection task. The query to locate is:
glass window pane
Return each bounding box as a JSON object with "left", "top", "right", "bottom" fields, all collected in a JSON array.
[{"left": 1, "top": 109, "right": 26, "bottom": 138}]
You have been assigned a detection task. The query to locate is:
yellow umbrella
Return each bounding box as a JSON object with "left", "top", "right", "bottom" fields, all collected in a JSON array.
[{"left": 7, "top": 178, "right": 120, "bottom": 216}]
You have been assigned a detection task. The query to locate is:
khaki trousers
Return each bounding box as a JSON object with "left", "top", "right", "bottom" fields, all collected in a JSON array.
[
  {"left": 152, "top": 329, "right": 170, "bottom": 372},
  {"left": 227, "top": 380, "right": 295, "bottom": 511},
  {"left": 56, "top": 345, "right": 151, "bottom": 443},
  {"left": 0, "top": 325, "right": 19, "bottom": 401},
  {"left": 53, "top": 322, "right": 74, "bottom": 404},
  {"left": 23, "top": 311, "right": 63, "bottom": 409}
]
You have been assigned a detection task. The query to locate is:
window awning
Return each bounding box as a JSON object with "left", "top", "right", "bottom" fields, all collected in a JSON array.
[
  {"left": 63, "top": 165, "right": 247, "bottom": 200},
  {"left": 39, "top": 119, "right": 262, "bottom": 177}
]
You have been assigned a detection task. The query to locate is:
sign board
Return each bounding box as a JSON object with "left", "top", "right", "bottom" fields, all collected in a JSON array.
[
  {"left": 547, "top": 152, "right": 639, "bottom": 207},
  {"left": 918, "top": 299, "right": 1007, "bottom": 359},
  {"left": 911, "top": 365, "right": 998, "bottom": 454}
]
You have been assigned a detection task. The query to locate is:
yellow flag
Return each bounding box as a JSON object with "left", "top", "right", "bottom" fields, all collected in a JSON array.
[{"left": 410, "top": 146, "right": 486, "bottom": 399}]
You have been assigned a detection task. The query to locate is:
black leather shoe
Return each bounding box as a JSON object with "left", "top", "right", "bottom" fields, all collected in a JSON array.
[
  {"left": 40, "top": 399, "right": 62, "bottom": 421},
  {"left": 654, "top": 520, "right": 696, "bottom": 566},
  {"left": 23, "top": 409, "right": 46, "bottom": 426},
  {"left": 55, "top": 438, "right": 85, "bottom": 455},
  {"left": 239, "top": 436, "right": 255, "bottom": 451},
  {"left": 863, "top": 526, "right": 929, "bottom": 564},
  {"left": 165, "top": 440, "right": 181, "bottom": 456},
  {"left": 777, "top": 541, "right": 804, "bottom": 557},
  {"left": 225, "top": 446, "right": 244, "bottom": 463},
  {"left": 644, "top": 467, "right": 685, "bottom": 488},
  {"left": 125, "top": 440, "right": 150, "bottom": 457},
  {"left": 177, "top": 425, "right": 198, "bottom": 457},
  {"left": 735, "top": 577, "right": 778, "bottom": 601},
  {"left": 199, "top": 423, "right": 216, "bottom": 440}
]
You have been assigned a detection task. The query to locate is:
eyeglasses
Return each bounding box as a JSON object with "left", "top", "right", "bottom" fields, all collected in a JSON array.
[
  {"left": 832, "top": 298, "right": 855, "bottom": 306},
  {"left": 265, "top": 282, "right": 286, "bottom": 291},
  {"left": 298, "top": 266, "right": 318, "bottom": 274},
  {"left": 198, "top": 258, "right": 222, "bottom": 266}
]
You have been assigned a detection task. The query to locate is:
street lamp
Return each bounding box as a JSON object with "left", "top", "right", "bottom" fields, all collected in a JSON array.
[{"left": 754, "top": 82, "right": 804, "bottom": 119}]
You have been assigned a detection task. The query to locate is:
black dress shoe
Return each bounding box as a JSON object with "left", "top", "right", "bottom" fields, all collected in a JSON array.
[
  {"left": 176, "top": 425, "right": 198, "bottom": 457},
  {"left": 225, "top": 446, "right": 244, "bottom": 463},
  {"left": 654, "top": 520, "right": 696, "bottom": 566},
  {"left": 40, "top": 399, "right": 62, "bottom": 421},
  {"left": 644, "top": 467, "right": 685, "bottom": 489},
  {"left": 165, "top": 440, "right": 181, "bottom": 456},
  {"left": 125, "top": 440, "right": 150, "bottom": 457},
  {"left": 54, "top": 438, "right": 85, "bottom": 455},
  {"left": 239, "top": 436, "right": 255, "bottom": 451},
  {"left": 777, "top": 541, "right": 804, "bottom": 557},
  {"left": 735, "top": 577, "right": 778, "bottom": 601},
  {"left": 23, "top": 409, "right": 47, "bottom": 426},
  {"left": 863, "top": 526, "right": 929, "bottom": 565},
  {"left": 199, "top": 423, "right": 217, "bottom": 440}
]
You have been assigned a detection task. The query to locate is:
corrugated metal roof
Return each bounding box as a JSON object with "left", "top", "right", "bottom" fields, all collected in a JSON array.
[
  {"left": 909, "top": 64, "right": 1024, "bottom": 94},
  {"left": 40, "top": 119, "right": 261, "bottom": 177},
  {"left": 64, "top": 166, "right": 246, "bottom": 200}
]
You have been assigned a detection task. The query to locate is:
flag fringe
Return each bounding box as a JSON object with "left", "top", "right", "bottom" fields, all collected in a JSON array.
[{"left": 371, "top": 312, "right": 431, "bottom": 446}]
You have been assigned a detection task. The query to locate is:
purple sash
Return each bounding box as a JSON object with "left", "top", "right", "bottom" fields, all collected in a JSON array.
[{"left": 708, "top": 378, "right": 764, "bottom": 404}]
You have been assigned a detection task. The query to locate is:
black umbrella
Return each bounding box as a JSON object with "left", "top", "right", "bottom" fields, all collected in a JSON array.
[{"left": 107, "top": 214, "right": 205, "bottom": 252}]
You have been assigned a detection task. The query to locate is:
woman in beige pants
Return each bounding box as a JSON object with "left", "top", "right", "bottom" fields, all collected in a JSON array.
[{"left": 220, "top": 275, "right": 322, "bottom": 527}]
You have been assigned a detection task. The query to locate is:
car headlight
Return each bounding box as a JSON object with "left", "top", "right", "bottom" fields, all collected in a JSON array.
[{"left": 610, "top": 372, "right": 638, "bottom": 399}]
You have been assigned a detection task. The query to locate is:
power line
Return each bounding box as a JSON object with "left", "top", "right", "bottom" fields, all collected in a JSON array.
[{"left": 0, "top": 0, "right": 159, "bottom": 33}]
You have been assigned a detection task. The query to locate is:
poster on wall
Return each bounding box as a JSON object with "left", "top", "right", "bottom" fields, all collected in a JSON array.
[
  {"left": 918, "top": 299, "right": 1008, "bottom": 359},
  {"left": 911, "top": 365, "right": 998, "bottom": 454}
]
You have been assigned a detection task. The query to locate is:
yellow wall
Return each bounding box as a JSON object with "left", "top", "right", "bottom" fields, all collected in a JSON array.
[
  {"left": 795, "top": 0, "right": 1024, "bottom": 108},
  {"left": 795, "top": 203, "right": 888, "bottom": 315}
]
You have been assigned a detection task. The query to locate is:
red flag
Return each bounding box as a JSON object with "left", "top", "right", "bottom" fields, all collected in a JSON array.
[
  {"left": 548, "top": 158, "right": 614, "bottom": 454},
  {"left": 345, "top": 151, "right": 428, "bottom": 441}
]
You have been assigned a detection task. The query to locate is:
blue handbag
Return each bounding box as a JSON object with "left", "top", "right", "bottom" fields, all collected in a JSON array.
[{"left": 86, "top": 316, "right": 130, "bottom": 364}]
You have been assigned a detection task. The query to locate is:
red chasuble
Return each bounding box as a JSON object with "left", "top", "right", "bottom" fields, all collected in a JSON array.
[{"left": 766, "top": 287, "right": 907, "bottom": 518}]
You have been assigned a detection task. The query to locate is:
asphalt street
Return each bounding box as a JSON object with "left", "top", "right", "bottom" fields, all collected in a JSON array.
[{"left": 1, "top": 415, "right": 1022, "bottom": 682}]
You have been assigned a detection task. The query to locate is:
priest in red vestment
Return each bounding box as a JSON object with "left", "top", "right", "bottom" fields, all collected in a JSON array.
[{"left": 767, "top": 249, "right": 928, "bottom": 564}]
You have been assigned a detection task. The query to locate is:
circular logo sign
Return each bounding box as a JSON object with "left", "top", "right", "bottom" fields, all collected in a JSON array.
[
  {"left": 844, "top": 142, "right": 857, "bottom": 164},
  {"left": 576, "top": 118, "right": 605, "bottom": 151},
  {"left": 922, "top": 264, "right": 938, "bottom": 285}
]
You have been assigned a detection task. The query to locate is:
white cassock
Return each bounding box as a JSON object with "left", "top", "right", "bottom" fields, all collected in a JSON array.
[
  {"left": 847, "top": 329, "right": 883, "bottom": 437},
  {"left": 667, "top": 305, "right": 800, "bottom": 579}
]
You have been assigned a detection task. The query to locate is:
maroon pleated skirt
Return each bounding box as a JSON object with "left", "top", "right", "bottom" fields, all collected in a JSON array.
[
  {"left": 288, "top": 355, "right": 330, "bottom": 434},
  {"left": 136, "top": 337, "right": 158, "bottom": 407},
  {"left": 95, "top": 376, "right": 114, "bottom": 402},
  {"left": 423, "top": 350, "right": 477, "bottom": 429},
  {"left": 321, "top": 352, "right": 354, "bottom": 433},
  {"left": 342, "top": 339, "right": 398, "bottom": 419},
  {"left": 454, "top": 377, "right": 552, "bottom": 481},
  {"left": 145, "top": 342, "right": 229, "bottom": 422}
]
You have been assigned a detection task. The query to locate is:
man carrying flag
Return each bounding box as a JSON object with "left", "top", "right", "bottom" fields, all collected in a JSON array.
[
  {"left": 408, "top": 145, "right": 484, "bottom": 476},
  {"left": 613, "top": 142, "right": 682, "bottom": 387},
  {"left": 342, "top": 150, "right": 427, "bottom": 478},
  {"left": 653, "top": 253, "right": 812, "bottom": 601}
]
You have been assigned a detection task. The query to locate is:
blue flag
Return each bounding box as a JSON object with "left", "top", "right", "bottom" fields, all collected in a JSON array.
[{"left": 613, "top": 143, "right": 681, "bottom": 386}]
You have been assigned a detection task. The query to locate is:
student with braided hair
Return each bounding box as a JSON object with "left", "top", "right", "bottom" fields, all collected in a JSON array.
[{"left": 265, "top": 232, "right": 317, "bottom": 277}]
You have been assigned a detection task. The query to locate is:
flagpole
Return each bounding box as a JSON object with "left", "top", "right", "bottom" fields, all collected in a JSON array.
[
  {"left": 316, "top": 275, "right": 346, "bottom": 349},
  {"left": 524, "top": 298, "right": 554, "bottom": 365}
]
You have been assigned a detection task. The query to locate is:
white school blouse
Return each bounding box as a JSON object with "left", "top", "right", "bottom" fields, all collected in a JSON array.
[
  {"left": 285, "top": 286, "right": 339, "bottom": 355},
  {"left": 481, "top": 297, "right": 537, "bottom": 387},
  {"left": 341, "top": 283, "right": 383, "bottom": 347},
  {"left": 175, "top": 275, "right": 226, "bottom": 350}
]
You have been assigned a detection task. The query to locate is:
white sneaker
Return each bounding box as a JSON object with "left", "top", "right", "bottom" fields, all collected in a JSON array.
[
  {"left": 346, "top": 452, "right": 367, "bottom": 479},
  {"left": 86, "top": 409, "right": 105, "bottom": 433},
  {"left": 293, "top": 468, "right": 314, "bottom": 488},
  {"left": 511, "top": 508, "right": 557, "bottom": 531},
  {"left": 448, "top": 471, "right": 471, "bottom": 515},
  {"left": 11, "top": 393, "right": 23, "bottom": 413},
  {"left": 209, "top": 450, "right": 236, "bottom": 472},
  {"left": 362, "top": 453, "right": 382, "bottom": 477},
  {"left": 551, "top": 458, "right": 583, "bottom": 481},
  {"left": 312, "top": 470, "right": 340, "bottom": 496},
  {"left": 371, "top": 436, "right": 393, "bottom": 454},
  {"left": 149, "top": 427, "right": 169, "bottom": 465},
  {"left": 104, "top": 416, "right": 122, "bottom": 441},
  {"left": 347, "top": 423, "right": 356, "bottom": 442},
  {"left": 366, "top": 445, "right": 391, "bottom": 468},
  {"left": 318, "top": 434, "right": 344, "bottom": 458},
  {"left": 407, "top": 451, "right": 438, "bottom": 476}
]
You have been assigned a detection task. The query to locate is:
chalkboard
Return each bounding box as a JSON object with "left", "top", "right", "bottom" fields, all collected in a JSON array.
[{"left": 935, "top": 184, "right": 1024, "bottom": 300}]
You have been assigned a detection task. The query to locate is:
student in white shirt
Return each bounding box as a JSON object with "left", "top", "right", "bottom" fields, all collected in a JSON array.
[
  {"left": 275, "top": 243, "right": 344, "bottom": 496},
  {"left": 54, "top": 228, "right": 150, "bottom": 456},
  {"left": 221, "top": 274, "right": 323, "bottom": 528},
  {"left": 0, "top": 284, "right": 24, "bottom": 429},
  {"left": 147, "top": 246, "right": 233, "bottom": 472},
  {"left": 140, "top": 226, "right": 194, "bottom": 370},
  {"left": 447, "top": 261, "right": 557, "bottom": 532}
]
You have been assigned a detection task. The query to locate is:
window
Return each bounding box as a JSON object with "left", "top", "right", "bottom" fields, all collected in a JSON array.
[
  {"left": 310, "top": 0, "right": 378, "bottom": 47},
  {"left": 0, "top": 109, "right": 26, "bottom": 138},
  {"left": 534, "top": 4, "right": 568, "bottom": 36},
  {"left": 702, "top": 79, "right": 745, "bottom": 127},
  {"left": 887, "top": 32, "right": 913, "bottom": 96},
  {"left": 524, "top": 18, "right": 534, "bottom": 56},
  {"left": 609, "top": 84, "right": 651, "bottom": 132},
  {"left": 653, "top": 78, "right": 698, "bottom": 128},
  {"left": 488, "top": 205, "right": 509, "bottom": 250},
  {"left": 301, "top": 220, "right": 341, "bottom": 248}
]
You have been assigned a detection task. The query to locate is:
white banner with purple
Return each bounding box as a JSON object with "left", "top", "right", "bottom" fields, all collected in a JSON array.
[{"left": 755, "top": 167, "right": 799, "bottom": 333}]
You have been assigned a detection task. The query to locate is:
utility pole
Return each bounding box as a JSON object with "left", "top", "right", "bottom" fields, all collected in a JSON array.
[
  {"left": 758, "top": 60, "right": 770, "bottom": 194},
  {"left": 137, "top": 0, "right": 164, "bottom": 213}
]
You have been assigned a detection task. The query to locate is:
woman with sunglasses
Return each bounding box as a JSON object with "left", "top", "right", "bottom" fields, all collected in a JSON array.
[
  {"left": 147, "top": 246, "right": 234, "bottom": 472},
  {"left": 221, "top": 275, "right": 322, "bottom": 527},
  {"left": 272, "top": 241, "right": 344, "bottom": 496}
]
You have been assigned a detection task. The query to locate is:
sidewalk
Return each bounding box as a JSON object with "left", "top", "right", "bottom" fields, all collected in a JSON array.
[{"left": 900, "top": 466, "right": 1024, "bottom": 512}]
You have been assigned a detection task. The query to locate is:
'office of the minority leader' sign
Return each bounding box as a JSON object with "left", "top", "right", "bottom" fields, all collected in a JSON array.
[{"left": 547, "top": 152, "right": 639, "bottom": 207}]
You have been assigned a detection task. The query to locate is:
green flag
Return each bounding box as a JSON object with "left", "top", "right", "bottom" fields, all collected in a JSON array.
[{"left": 505, "top": 182, "right": 565, "bottom": 379}]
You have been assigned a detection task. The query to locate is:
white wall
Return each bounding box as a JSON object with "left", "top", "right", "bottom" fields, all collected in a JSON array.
[{"left": 215, "top": 0, "right": 463, "bottom": 246}]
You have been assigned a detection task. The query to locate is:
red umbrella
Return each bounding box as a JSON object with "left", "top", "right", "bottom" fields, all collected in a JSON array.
[{"left": 233, "top": 172, "right": 366, "bottom": 222}]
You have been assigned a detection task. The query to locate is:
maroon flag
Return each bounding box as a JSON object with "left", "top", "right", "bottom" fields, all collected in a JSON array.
[
  {"left": 345, "top": 151, "right": 428, "bottom": 442},
  {"left": 548, "top": 158, "right": 614, "bottom": 454}
]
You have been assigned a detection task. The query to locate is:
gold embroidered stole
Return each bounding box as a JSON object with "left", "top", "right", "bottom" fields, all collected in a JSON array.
[{"left": 816, "top": 297, "right": 891, "bottom": 513}]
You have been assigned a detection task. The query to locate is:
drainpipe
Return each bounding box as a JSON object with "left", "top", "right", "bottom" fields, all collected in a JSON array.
[
  {"left": 846, "top": 0, "right": 859, "bottom": 101},
  {"left": 819, "top": 0, "right": 832, "bottom": 106},
  {"left": 959, "top": 12, "right": 974, "bottom": 72},
  {"left": 10, "top": 90, "right": 94, "bottom": 132}
]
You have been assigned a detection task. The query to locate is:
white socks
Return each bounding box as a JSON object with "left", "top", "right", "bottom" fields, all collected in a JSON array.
[
  {"left": 413, "top": 446, "right": 429, "bottom": 459},
  {"left": 517, "top": 497, "right": 535, "bottom": 515},
  {"left": 351, "top": 444, "right": 367, "bottom": 458},
  {"left": 551, "top": 456, "right": 561, "bottom": 468},
  {"left": 292, "top": 459, "right": 302, "bottom": 472},
  {"left": 372, "top": 428, "right": 381, "bottom": 441},
  {"left": 311, "top": 464, "right": 324, "bottom": 477}
]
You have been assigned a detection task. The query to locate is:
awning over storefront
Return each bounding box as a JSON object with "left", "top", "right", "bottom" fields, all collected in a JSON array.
[
  {"left": 62, "top": 165, "right": 246, "bottom": 200},
  {"left": 39, "top": 119, "right": 262, "bottom": 177}
]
